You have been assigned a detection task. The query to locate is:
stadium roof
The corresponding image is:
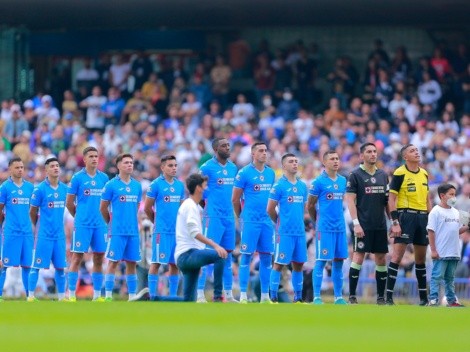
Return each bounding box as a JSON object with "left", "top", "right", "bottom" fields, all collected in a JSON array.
[{"left": 3, "top": 0, "right": 470, "bottom": 31}]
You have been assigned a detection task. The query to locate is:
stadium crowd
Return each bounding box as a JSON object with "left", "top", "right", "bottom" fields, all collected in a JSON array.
[{"left": 0, "top": 37, "right": 469, "bottom": 300}]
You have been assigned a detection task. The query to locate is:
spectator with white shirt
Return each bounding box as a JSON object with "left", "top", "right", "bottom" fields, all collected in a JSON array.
[
  {"left": 79, "top": 86, "right": 107, "bottom": 133},
  {"left": 417, "top": 71, "right": 442, "bottom": 109}
]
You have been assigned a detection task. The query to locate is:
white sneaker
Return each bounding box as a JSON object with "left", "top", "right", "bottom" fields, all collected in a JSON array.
[
  {"left": 225, "top": 296, "right": 239, "bottom": 303},
  {"left": 196, "top": 296, "right": 207, "bottom": 303},
  {"left": 129, "top": 288, "right": 150, "bottom": 302}
]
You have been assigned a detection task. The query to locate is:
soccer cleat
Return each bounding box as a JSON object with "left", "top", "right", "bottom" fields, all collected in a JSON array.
[
  {"left": 385, "top": 298, "right": 395, "bottom": 306},
  {"left": 427, "top": 299, "right": 439, "bottom": 307},
  {"left": 197, "top": 296, "right": 208, "bottom": 303},
  {"left": 376, "top": 297, "right": 386, "bottom": 306},
  {"left": 27, "top": 296, "right": 39, "bottom": 302},
  {"left": 92, "top": 297, "right": 106, "bottom": 302},
  {"left": 68, "top": 297, "right": 77, "bottom": 303},
  {"left": 447, "top": 301, "right": 465, "bottom": 308},
  {"left": 104, "top": 297, "right": 113, "bottom": 302},
  {"left": 419, "top": 299, "right": 429, "bottom": 306},
  {"left": 212, "top": 296, "right": 223, "bottom": 303},
  {"left": 260, "top": 298, "right": 275, "bottom": 304},
  {"left": 240, "top": 298, "right": 248, "bottom": 304},
  {"left": 129, "top": 288, "right": 150, "bottom": 302},
  {"left": 293, "top": 299, "right": 307, "bottom": 305},
  {"left": 334, "top": 298, "right": 348, "bottom": 305},
  {"left": 225, "top": 296, "right": 239, "bottom": 303},
  {"left": 348, "top": 296, "right": 358, "bottom": 304},
  {"left": 313, "top": 297, "right": 324, "bottom": 305}
]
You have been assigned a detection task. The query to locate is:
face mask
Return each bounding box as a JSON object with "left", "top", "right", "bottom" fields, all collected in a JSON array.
[
  {"left": 263, "top": 99, "right": 272, "bottom": 107},
  {"left": 283, "top": 93, "right": 292, "bottom": 101},
  {"left": 446, "top": 197, "right": 457, "bottom": 207}
]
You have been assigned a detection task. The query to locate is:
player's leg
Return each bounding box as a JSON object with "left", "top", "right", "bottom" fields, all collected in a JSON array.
[
  {"left": 238, "top": 222, "right": 259, "bottom": 302},
  {"left": 123, "top": 236, "right": 141, "bottom": 300},
  {"left": 428, "top": 259, "right": 443, "bottom": 305},
  {"left": 332, "top": 232, "right": 348, "bottom": 304},
  {"left": 90, "top": 227, "right": 107, "bottom": 300},
  {"left": 0, "top": 235, "right": 17, "bottom": 299},
  {"left": 125, "top": 261, "right": 138, "bottom": 300},
  {"left": 196, "top": 217, "right": 215, "bottom": 301},
  {"left": 0, "top": 266, "right": 6, "bottom": 300},
  {"left": 291, "top": 236, "right": 307, "bottom": 302},
  {"left": 414, "top": 213, "right": 430, "bottom": 305},
  {"left": 52, "top": 238, "right": 67, "bottom": 301},
  {"left": 270, "top": 235, "right": 292, "bottom": 302},
  {"left": 386, "top": 242, "right": 407, "bottom": 304},
  {"left": 220, "top": 218, "right": 236, "bottom": 301},
  {"left": 167, "top": 235, "right": 179, "bottom": 297},
  {"left": 104, "top": 235, "right": 125, "bottom": 300},
  {"left": 313, "top": 231, "right": 333, "bottom": 304},
  {"left": 28, "top": 237, "right": 53, "bottom": 300},
  {"left": 374, "top": 253, "right": 387, "bottom": 304},
  {"left": 21, "top": 236, "right": 34, "bottom": 297},
  {"left": 149, "top": 233, "right": 162, "bottom": 299},
  {"left": 348, "top": 251, "right": 365, "bottom": 304},
  {"left": 68, "top": 227, "right": 89, "bottom": 300},
  {"left": 258, "top": 222, "right": 274, "bottom": 302}
]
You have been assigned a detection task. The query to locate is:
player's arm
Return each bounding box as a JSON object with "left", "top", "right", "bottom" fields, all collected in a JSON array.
[
  {"left": 144, "top": 197, "right": 155, "bottom": 224},
  {"left": 307, "top": 195, "right": 318, "bottom": 223},
  {"left": 231, "top": 187, "right": 243, "bottom": 219},
  {"left": 100, "top": 200, "right": 110, "bottom": 224},
  {"left": 66, "top": 194, "right": 77, "bottom": 217},
  {"left": 426, "top": 192, "right": 432, "bottom": 213},
  {"left": 0, "top": 203, "right": 4, "bottom": 225},
  {"left": 267, "top": 199, "right": 278, "bottom": 224},
  {"left": 428, "top": 229, "right": 438, "bottom": 259},
  {"left": 29, "top": 205, "right": 39, "bottom": 226},
  {"left": 388, "top": 173, "right": 404, "bottom": 237},
  {"left": 346, "top": 192, "right": 365, "bottom": 238}
]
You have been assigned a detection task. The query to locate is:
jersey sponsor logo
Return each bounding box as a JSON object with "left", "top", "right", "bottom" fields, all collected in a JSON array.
[
  {"left": 364, "top": 186, "right": 385, "bottom": 194},
  {"left": 287, "top": 196, "right": 293, "bottom": 202},
  {"left": 254, "top": 184, "right": 261, "bottom": 191},
  {"left": 288, "top": 195, "right": 304, "bottom": 203},
  {"left": 84, "top": 189, "right": 91, "bottom": 196},
  {"left": 326, "top": 193, "right": 333, "bottom": 200},
  {"left": 12, "top": 198, "right": 18, "bottom": 204},
  {"left": 164, "top": 196, "right": 170, "bottom": 202},
  {"left": 119, "top": 195, "right": 138, "bottom": 202},
  {"left": 326, "top": 192, "right": 343, "bottom": 200},
  {"left": 48, "top": 201, "right": 65, "bottom": 208},
  {"left": 48, "top": 202, "right": 54, "bottom": 208},
  {"left": 217, "top": 178, "right": 224, "bottom": 185},
  {"left": 119, "top": 196, "right": 126, "bottom": 202}
]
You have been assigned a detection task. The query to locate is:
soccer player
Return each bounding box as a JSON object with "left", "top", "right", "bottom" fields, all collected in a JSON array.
[
  {"left": 100, "top": 153, "right": 142, "bottom": 301},
  {"left": 175, "top": 173, "right": 228, "bottom": 302},
  {"left": 144, "top": 155, "right": 184, "bottom": 299},
  {"left": 66, "top": 146, "right": 109, "bottom": 301},
  {"left": 267, "top": 153, "right": 308, "bottom": 303},
  {"left": 308, "top": 150, "right": 348, "bottom": 305},
  {"left": 28, "top": 157, "right": 68, "bottom": 301},
  {"left": 386, "top": 144, "right": 432, "bottom": 306},
  {"left": 345, "top": 143, "right": 390, "bottom": 305},
  {"left": 197, "top": 137, "right": 238, "bottom": 303},
  {"left": 232, "top": 142, "right": 275, "bottom": 303},
  {"left": 427, "top": 183, "right": 468, "bottom": 307},
  {"left": 0, "top": 157, "right": 34, "bottom": 300}
]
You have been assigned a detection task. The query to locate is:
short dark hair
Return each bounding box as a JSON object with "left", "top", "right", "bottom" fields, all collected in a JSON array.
[
  {"left": 186, "top": 173, "right": 208, "bottom": 195},
  {"left": 323, "top": 150, "right": 338, "bottom": 160},
  {"left": 8, "top": 156, "right": 23, "bottom": 167},
  {"left": 45, "top": 157, "right": 59, "bottom": 166},
  {"left": 281, "top": 153, "right": 296, "bottom": 164},
  {"left": 161, "top": 155, "right": 176, "bottom": 164},
  {"left": 251, "top": 142, "right": 267, "bottom": 152},
  {"left": 360, "top": 143, "right": 376, "bottom": 154},
  {"left": 116, "top": 153, "right": 133, "bottom": 166},
  {"left": 212, "top": 137, "right": 226, "bottom": 150},
  {"left": 83, "top": 146, "right": 98, "bottom": 156},
  {"left": 437, "top": 183, "right": 456, "bottom": 199},
  {"left": 400, "top": 144, "right": 413, "bottom": 158}
]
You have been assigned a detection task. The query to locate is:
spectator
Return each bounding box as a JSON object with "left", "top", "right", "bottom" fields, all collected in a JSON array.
[
  {"left": 277, "top": 89, "right": 300, "bottom": 122},
  {"left": 417, "top": 72, "right": 442, "bottom": 109},
  {"left": 75, "top": 58, "right": 99, "bottom": 95},
  {"left": 210, "top": 55, "right": 231, "bottom": 108},
  {"left": 79, "top": 86, "right": 107, "bottom": 133},
  {"left": 4, "top": 104, "right": 28, "bottom": 148}
]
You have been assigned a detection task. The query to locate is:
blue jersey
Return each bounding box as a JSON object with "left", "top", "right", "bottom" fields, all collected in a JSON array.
[
  {"left": 269, "top": 176, "right": 307, "bottom": 236},
  {"left": 309, "top": 171, "right": 347, "bottom": 233},
  {"left": 146, "top": 175, "right": 184, "bottom": 234},
  {"left": 101, "top": 176, "right": 142, "bottom": 236},
  {"left": 0, "top": 178, "right": 34, "bottom": 235},
  {"left": 67, "top": 169, "right": 109, "bottom": 228},
  {"left": 234, "top": 163, "right": 275, "bottom": 223},
  {"left": 200, "top": 157, "right": 237, "bottom": 218},
  {"left": 30, "top": 179, "right": 68, "bottom": 239}
]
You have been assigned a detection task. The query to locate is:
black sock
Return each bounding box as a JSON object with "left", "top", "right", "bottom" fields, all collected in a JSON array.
[
  {"left": 376, "top": 270, "right": 387, "bottom": 298},
  {"left": 349, "top": 267, "right": 360, "bottom": 297},
  {"left": 415, "top": 264, "right": 428, "bottom": 301},
  {"left": 386, "top": 262, "right": 399, "bottom": 300}
]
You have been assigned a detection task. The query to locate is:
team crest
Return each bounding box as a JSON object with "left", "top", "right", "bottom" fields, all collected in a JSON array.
[
  {"left": 322, "top": 249, "right": 328, "bottom": 255},
  {"left": 241, "top": 244, "right": 247, "bottom": 251},
  {"left": 48, "top": 202, "right": 54, "bottom": 208},
  {"left": 3, "top": 258, "right": 9, "bottom": 264},
  {"left": 292, "top": 187, "right": 297, "bottom": 193},
  {"left": 109, "top": 251, "right": 114, "bottom": 257},
  {"left": 217, "top": 178, "right": 224, "bottom": 185},
  {"left": 170, "top": 187, "right": 174, "bottom": 193},
  {"left": 333, "top": 184, "right": 338, "bottom": 190},
  {"left": 18, "top": 190, "right": 23, "bottom": 195},
  {"left": 159, "top": 253, "right": 166, "bottom": 259},
  {"left": 12, "top": 198, "right": 18, "bottom": 204},
  {"left": 126, "top": 187, "right": 131, "bottom": 192},
  {"left": 259, "top": 175, "right": 264, "bottom": 181},
  {"left": 36, "top": 258, "right": 42, "bottom": 264},
  {"left": 31, "top": 194, "right": 36, "bottom": 199},
  {"left": 254, "top": 184, "right": 260, "bottom": 191},
  {"left": 222, "top": 169, "right": 228, "bottom": 175},
  {"left": 370, "top": 177, "right": 376, "bottom": 184},
  {"left": 75, "top": 241, "right": 81, "bottom": 248},
  {"left": 91, "top": 180, "right": 96, "bottom": 186},
  {"left": 279, "top": 253, "right": 285, "bottom": 259},
  {"left": 346, "top": 181, "right": 351, "bottom": 187},
  {"left": 54, "top": 193, "right": 58, "bottom": 198},
  {"left": 357, "top": 242, "right": 365, "bottom": 249}
]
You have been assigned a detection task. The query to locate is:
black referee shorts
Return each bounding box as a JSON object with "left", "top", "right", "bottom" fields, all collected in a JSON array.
[
  {"left": 395, "top": 211, "right": 429, "bottom": 246},
  {"left": 352, "top": 229, "right": 388, "bottom": 254}
]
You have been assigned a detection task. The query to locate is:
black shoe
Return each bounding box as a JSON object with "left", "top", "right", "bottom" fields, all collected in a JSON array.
[
  {"left": 377, "top": 297, "right": 386, "bottom": 305},
  {"left": 419, "top": 299, "right": 429, "bottom": 306},
  {"left": 385, "top": 298, "right": 395, "bottom": 306},
  {"left": 348, "top": 296, "right": 358, "bottom": 304},
  {"left": 213, "top": 296, "right": 224, "bottom": 303}
]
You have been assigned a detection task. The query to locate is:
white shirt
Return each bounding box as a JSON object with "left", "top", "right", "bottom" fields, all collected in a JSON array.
[
  {"left": 427, "top": 205, "right": 461, "bottom": 258},
  {"left": 174, "top": 198, "right": 205, "bottom": 262},
  {"left": 84, "top": 95, "right": 107, "bottom": 129}
]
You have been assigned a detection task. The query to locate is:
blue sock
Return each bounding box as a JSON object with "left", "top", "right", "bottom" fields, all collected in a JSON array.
[
  {"left": 0, "top": 268, "right": 7, "bottom": 296},
  {"left": 148, "top": 274, "right": 159, "bottom": 298},
  {"left": 197, "top": 266, "right": 207, "bottom": 290},
  {"left": 239, "top": 253, "right": 252, "bottom": 294},
  {"left": 223, "top": 252, "right": 233, "bottom": 291},
  {"left": 105, "top": 274, "right": 115, "bottom": 293},
  {"left": 313, "top": 260, "right": 326, "bottom": 298},
  {"left": 259, "top": 253, "right": 272, "bottom": 294},
  {"left": 21, "top": 267, "right": 30, "bottom": 296},
  {"left": 91, "top": 272, "right": 103, "bottom": 292},
  {"left": 55, "top": 269, "right": 66, "bottom": 294},
  {"left": 68, "top": 271, "right": 79, "bottom": 292},
  {"left": 168, "top": 275, "right": 179, "bottom": 296},
  {"left": 292, "top": 270, "right": 303, "bottom": 301},
  {"left": 28, "top": 268, "right": 39, "bottom": 295},
  {"left": 332, "top": 260, "right": 344, "bottom": 298},
  {"left": 269, "top": 269, "right": 281, "bottom": 300},
  {"left": 126, "top": 274, "right": 137, "bottom": 295}
]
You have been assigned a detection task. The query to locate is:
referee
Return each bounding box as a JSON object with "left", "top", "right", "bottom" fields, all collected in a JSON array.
[
  {"left": 386, "top": 144, "right": 432, "bottom": 306},
  {"left": 346, "top": 143, "right": 390, "bottom": 305}
]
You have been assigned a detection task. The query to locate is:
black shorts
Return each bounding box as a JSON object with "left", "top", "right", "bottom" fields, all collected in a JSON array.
[
  {"left": 352, "top": 229, "right": 388, "bottom": 254},
  {"left": 394, "top": 211, "right": 429, "bottom": 246}
]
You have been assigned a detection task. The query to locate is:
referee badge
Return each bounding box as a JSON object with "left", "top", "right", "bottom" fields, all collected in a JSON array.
[{"left": 370, "top": 177, "right": 376, "bottom": 184}]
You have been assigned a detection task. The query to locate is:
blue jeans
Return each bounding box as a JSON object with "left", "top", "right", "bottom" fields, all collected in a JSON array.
[
  {"left": 176, "top": 249, "right": 224, "bottom": 302},
  {"left": 429, "top": 259, "right": 459, "bottom": 303}
]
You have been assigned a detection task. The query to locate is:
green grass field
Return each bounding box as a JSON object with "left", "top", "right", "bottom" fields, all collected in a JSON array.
[{"left": 0, "top": 301, "right": 467, "bottom": 351}]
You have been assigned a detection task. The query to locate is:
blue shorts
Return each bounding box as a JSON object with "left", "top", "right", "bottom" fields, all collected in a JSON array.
[
  {"left": 106, "top": 235, "right": 141, "bottom": 262},
  {"left": 72, "top": 226, "right": 108, "bottom": 253},
  {"left": 274, "top": 235, "right": 307, "bottom": 265},
  {"left": 240, "top": 221, "right": 274, "bottom": 254},
  {"left": 315, "top": 230, "right": 348, "bottom": 261},
  {"left": 32, "top": 237, "right": 67, "bottom": 269},
  {"left": 1, "top": 235, "right": 33, "bottom": 267},
  {"left": 151, "top": 233, "right": 176, "bottom": 265},
  {"left": 203, "top": 217, "right": 236, "bottom": 251}
]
